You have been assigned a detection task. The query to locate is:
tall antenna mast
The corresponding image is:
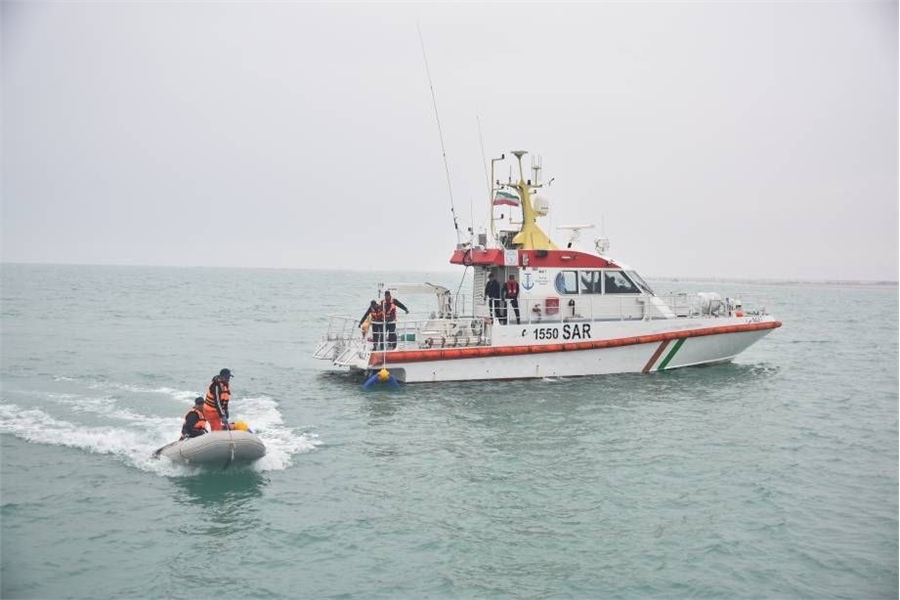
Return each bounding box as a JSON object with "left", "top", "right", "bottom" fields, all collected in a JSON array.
[
  {"left": 477, "top": 115, "right": 488, "bottom": 234},
  {"left": 417, "top": 23, "right": 460, "bottom": 242}
]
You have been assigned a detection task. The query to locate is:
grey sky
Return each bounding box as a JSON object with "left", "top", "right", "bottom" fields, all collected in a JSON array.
[{"left": 2, "top": 1, "right": 897, "bottom": 281}]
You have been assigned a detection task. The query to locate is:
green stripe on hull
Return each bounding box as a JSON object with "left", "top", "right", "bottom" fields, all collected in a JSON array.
[{"left": 656, "top": 338, "right": 685, "bottom": 371}]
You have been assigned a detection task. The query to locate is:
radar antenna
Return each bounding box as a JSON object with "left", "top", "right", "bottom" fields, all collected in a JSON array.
[{"left": 556, "top": 224, "right": 595, "bottom": 249}]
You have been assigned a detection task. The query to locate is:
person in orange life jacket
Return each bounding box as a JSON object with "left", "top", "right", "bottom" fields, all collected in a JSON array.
[
  {"left": 203, "top": 368, "right": 233, "bottom": 431},
  {"left": 382, "top": 290, "right": 409, "bottom": 350},
  {"left": 360, "top": 299, "right": 385, "bottom": 350},
  {"left": 484, "top": 272, "right": 503, "bottom": 322},
  {"left": 181, "top": 397, "right": 208, "bottom": 439},
  {"left": 504, "top": 274, "right": 521, "bottom": 325}
]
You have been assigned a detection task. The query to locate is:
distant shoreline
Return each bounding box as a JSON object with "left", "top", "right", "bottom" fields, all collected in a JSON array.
[
  {"left": 646, "top": 276, "right": 899, "bottom": 287},
  {"left": 1, "top": 262, "right": 897, "bottom": 287}
]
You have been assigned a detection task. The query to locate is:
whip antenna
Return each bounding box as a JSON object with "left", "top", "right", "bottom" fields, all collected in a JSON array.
[
  {"left": 477, "top": 115, "right": 490, "bottom": 204},
  {"left": 417, "top": 23, "right": 460, "bottom": 242}
]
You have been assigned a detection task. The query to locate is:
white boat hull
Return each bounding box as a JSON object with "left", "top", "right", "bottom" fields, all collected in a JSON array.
[
  {"left": 154, "top": 430, "right": 266, "bottom": 468},
  {"left": 347, "top": 316, "right": 780, "bottom": 383}
]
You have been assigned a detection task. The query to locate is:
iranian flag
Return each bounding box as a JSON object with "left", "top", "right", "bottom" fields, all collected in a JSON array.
[{"left": 492, "top": 190, "right": 520, "bottom": 207}]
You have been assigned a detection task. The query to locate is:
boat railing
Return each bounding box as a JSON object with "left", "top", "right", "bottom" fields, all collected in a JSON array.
[
  {"left": 661, "top": 292, "right": 771, "bottom": 318},
  {"left": 492, "top": 296, "right": 661, "bottom": 323},
  {"left": 314, "top": 292, "right": 774, "bottom": 363},
  {"left": 314, "top": 315, "right": 494, "bottom": 358},
  {"left": 490, "top": 293, "right": 769, "bottom": 323},
  {"left": 313, "top": 316, "right": 364, "bottom": 361},
  {"left": 406, "top": 317, "right": 490, "bottom": 349}
]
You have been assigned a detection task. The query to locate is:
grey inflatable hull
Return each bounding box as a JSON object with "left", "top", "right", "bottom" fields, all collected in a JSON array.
[{"left": 154, "top": 431, "right": 266, "bottom": 467}]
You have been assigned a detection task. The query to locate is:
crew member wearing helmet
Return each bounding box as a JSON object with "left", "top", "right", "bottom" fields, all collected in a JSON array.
[
  {"left": 180, "top": 397, "right": 208, "bottom": 439},
  {"left": 203, "top": 368, "right": 233, "bottom": 431}
]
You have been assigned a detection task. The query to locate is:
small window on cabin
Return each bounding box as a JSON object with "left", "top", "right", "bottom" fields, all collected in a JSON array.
[
  {"left": 604, "top": 270, "right": 639, "bottom": 294},
  {"left": 555, "top": 271, "right": 579, "bottom": 294},
  {"left": 580, "top": 271, "right": 602, "bottom": 294}
]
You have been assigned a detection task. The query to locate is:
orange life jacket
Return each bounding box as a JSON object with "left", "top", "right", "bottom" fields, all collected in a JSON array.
[
  {"left": 504, "top": 280, "right": 519, "bottom": 298},
  {"left": 183, "top": 407, "right": 208, "bottom": 436},
  {"left": 370, "top": 304, "right": 385, "bottom": 323},
  {"left": 204, "top": 378, "right": 231, "bottom": 413},
  {"left": 383, "top": 299, "right": 397, "bottom": 322}
]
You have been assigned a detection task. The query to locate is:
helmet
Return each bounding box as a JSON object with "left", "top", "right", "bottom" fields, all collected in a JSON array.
[
  {"left": 219, "top": 368, "right": 232, "bottom": 378},
  {"left": 194, "top": 397, "right": 204, "bottom": 406},
  {"left": 233, "top": 421, "right": 249, "bottom": 431}
]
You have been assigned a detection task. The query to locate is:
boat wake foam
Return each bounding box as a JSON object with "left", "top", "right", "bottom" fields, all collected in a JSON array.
[{"left": 0, "top": 396, "right": 321, "bottom": 476}]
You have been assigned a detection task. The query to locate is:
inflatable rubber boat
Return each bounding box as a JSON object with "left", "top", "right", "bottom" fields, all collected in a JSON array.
[{"left": 152, "top": 429, "right": 266, "bottom": 468}]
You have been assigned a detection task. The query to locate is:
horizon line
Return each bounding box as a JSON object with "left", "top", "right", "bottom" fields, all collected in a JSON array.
[{"left": 2, "top": 260, "right": 897, "bottom": 286}]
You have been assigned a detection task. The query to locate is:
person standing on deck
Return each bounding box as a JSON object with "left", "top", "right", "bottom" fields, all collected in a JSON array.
[
  {"left": 359, "top": 300, "right": 384, "bottom": 350},
  {"left": 504, "top": 274, "right": 521, "bottom": 325},
  {"left": 382, "top": 290, "right": 409, "bottom": 350},
  {"left": 484, "top": 272, "right": 503, "bottom": 323},
  {"left": 203, "top": 368, "right": 233, "bottom": 431}
]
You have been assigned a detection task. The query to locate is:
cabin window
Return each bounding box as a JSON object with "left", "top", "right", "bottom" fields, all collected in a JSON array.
[
  {"left": 626, "top": 270, "right": 654, "bottom": 295},
  {"left": 579, "top": 271, "right": 602, "bottom": 294},
  {"left": 554, "top": 271, "right": 579, "bottom": 295},
  {"left": 604, "top": 270, "right": 639, "bottom": 294}
]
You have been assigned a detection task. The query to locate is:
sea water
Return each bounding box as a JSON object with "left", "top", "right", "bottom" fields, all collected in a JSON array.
[{"left": 1, "top": 264, "right": 897, "bottom": 599}]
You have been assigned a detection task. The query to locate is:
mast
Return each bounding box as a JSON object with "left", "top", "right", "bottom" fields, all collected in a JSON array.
[
  {"left": 509, "top": 151, "right": 558, "bottom": 251},
  {"left": 418, "top": 23, "right": 460, "bottom": 243},
  {"left": 489, "top": 153, "right": 505, "bottom": 244}
]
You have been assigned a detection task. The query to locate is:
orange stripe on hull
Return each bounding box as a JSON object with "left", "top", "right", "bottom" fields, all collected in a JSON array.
[{"left": 368, "top": 320, "right": 782, "bottom": 367}]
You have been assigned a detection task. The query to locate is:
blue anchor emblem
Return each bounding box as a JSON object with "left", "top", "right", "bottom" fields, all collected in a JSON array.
[{"left": 522, "top": 271, "right": 535, "bottom": 291}]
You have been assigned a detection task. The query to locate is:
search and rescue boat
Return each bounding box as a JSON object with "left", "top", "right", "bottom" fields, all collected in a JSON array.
[{"left": 314, "top": 150, "right": 781, "bottom": 383}]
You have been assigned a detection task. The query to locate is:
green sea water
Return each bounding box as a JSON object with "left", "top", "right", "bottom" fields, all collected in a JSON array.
[{"left": 1, "top": 264, "right": 897, "bottom": 599}]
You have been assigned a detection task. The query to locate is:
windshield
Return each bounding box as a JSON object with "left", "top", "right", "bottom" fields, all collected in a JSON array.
[{"left": 626, "top": 270, "right": 654, "bottom": 295}]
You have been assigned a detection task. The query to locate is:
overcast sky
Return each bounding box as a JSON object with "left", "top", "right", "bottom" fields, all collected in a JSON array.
[{"left": 2, "top": 1, "right": 897, "bottom": 281}]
